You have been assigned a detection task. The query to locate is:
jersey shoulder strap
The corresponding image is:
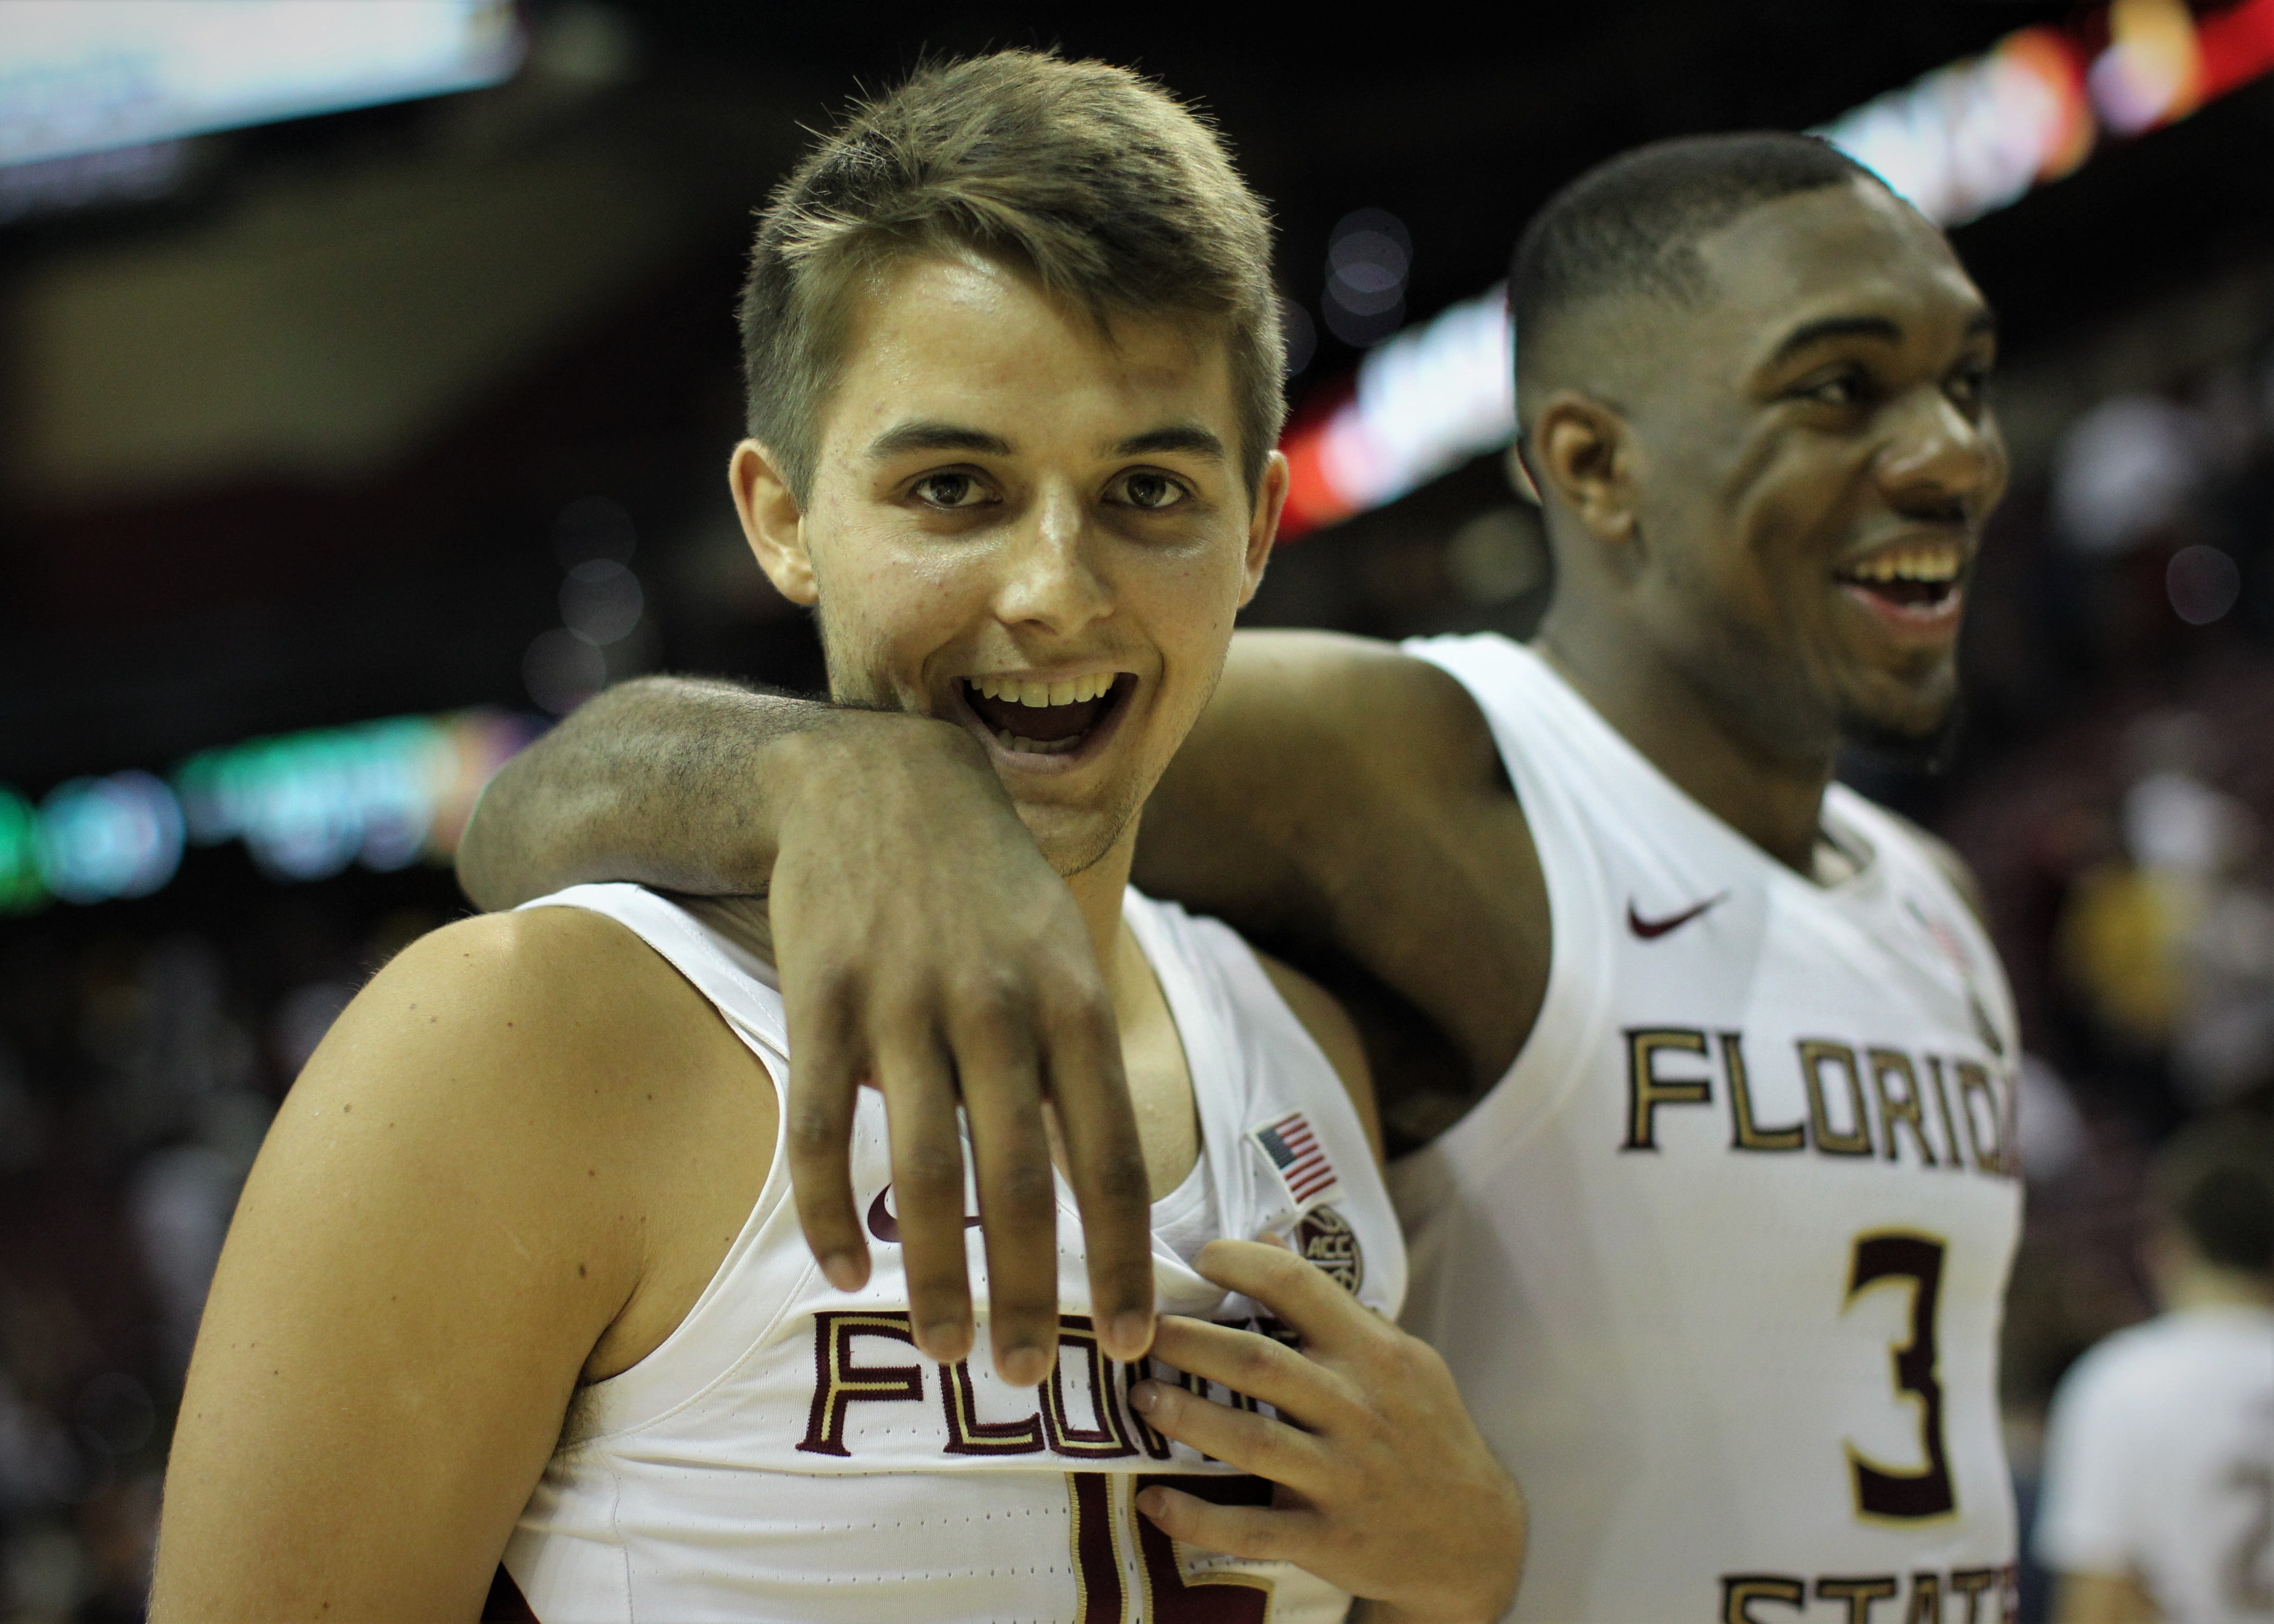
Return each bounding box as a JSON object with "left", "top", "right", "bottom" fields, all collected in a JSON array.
[
  {"left": 1396, "top": 634, "right": 1619, "bottom": 1172},
  {"left": 514, "top": 882, "right": 790, "bottom": 1059},
  {"left": 1124, "top": 889, "right": 1408, "bottom": 1320}
]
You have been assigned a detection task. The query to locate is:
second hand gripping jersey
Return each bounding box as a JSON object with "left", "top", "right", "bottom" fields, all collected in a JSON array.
[
  {"left": 1393, "top": 637, "right": 2026, "bottom": 1624},
  {"left": 497, "top": 882, "right": 1404, "bottom": 1624}
]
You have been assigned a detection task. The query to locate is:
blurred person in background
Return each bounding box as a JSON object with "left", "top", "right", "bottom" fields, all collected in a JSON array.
[{"left": 2035, "top": 1115, "right": 2274, "bottom": 1624}]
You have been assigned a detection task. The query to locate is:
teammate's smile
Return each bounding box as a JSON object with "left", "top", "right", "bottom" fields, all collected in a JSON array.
[{"left": 1833, "top": 534, "right": 1969, "bottom": 629}]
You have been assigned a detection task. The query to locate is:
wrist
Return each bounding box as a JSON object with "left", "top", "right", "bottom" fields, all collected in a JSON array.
[{"left": 768, "top": 710, "right": 1003, "bottom": 852}]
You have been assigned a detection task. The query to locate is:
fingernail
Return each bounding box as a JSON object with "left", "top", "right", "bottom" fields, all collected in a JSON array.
[
  {"left": 1109, "top": 1312, "right": 1153, "bottom": 1358},
  {"left": 1000, "top": 1344, "right": 1051, "bottom": 1388},
  {"left": 820, "top": 1252, "right": 865, "bottom": 1292},
  {"left": 1135, "top": 1488, "right": 1166, "bottom": 1520},
  {"left": 1128, "top": 1379, "right": 1160, "bottom": 1415}
]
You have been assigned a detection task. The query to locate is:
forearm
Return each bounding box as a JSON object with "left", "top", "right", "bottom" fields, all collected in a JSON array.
[{"left": 457, "top": 677, "right": 973, "bottom": 909}]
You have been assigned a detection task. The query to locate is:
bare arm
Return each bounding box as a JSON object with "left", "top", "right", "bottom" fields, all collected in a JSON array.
[
  {"left": 152, "top": 909, "right": 772, "bottom": 1620},
  {"left": 459, "top": 676, "right": 837, "bottom": 909},
  {"left": 1141, "top": 632, "right": 1548, "bottom": 1095},
  {"left": 448, "top": 632, "right": 1543, "bottom": 1372}
]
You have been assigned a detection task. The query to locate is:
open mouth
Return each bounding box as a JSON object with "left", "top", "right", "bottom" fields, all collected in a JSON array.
[
  {"left": 961, "top": 672, "right": 1133, "bottom": 758},
  {"left": 1834, "top": 540, "right": 1965, "bottom": 618}
]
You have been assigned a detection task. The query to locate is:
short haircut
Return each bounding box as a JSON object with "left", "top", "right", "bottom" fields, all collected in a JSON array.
[
  {"left": 1510, "top": 132, "right": 1883, "bottom": 406},
  {"left": 2152, "top": 1115, "right": 2274, "bottom": 1274},
  {"left": 738, "top": 51, "right": 1283, "bottom": 500}
]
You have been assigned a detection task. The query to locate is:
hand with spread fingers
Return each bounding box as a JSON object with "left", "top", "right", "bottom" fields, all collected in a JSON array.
[
  {"left": 761, "top": 719, "right": 1160, "bottom": 1382},
  {"left": 1131, "top": 1239, "right": 1526, "bottom": 1624}
]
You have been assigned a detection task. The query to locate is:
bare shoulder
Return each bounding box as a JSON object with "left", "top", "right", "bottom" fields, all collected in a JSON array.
[
  {"left": 1252, "top": 949, "right": 1384, "bottom": 1165},
  {"left": 312, "top": 906, "right": 708, "bottom": 1108},
  {"left": 1219, "top": 630, "right": 1503, "bottom": 792},
  {"left": 1877, "top": 808, "right": 1988, "bottom": 927},
  {"left": 273, "top": 905, "right": 762, "bottom": 1236}
]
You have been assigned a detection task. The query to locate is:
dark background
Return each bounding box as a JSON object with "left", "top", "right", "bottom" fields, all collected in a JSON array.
[{"left": 3, "top": 2, "right": 2272, "bottom": 1615}]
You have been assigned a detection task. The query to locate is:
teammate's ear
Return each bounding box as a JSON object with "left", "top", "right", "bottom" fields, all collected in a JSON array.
[
  {"left": 731, "top": 440, "right": 818, "bottom": 607},
  {"left": 1531, "top": 393, "right": 1638, "bottom": 546},
  {"left": 1235, "top": 449, "right": 1290, "bottom": 609}
]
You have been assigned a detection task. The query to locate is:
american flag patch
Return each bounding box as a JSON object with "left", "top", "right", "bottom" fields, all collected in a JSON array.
[{"left": 1251, "top": 1110, "right": 1337, "bottom": 1205}]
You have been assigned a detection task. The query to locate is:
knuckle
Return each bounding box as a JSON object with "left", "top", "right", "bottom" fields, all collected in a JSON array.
[
  {"left": 1090, "top": 1163, "right": 1153, "bottom": 1216},
  {"left": 898, "top": 1145, "right": 967, "bottom": 1195},
  {"left": 955, "top": 966, "right": 1034, "bottom": 1023},
  {"left": 986, "top": 1160, "right": 1058, "bottom": 1217},
  {"left": 1228, "top": 1336, "right": 1286, "bottom": 1385},
  {"left": 786, "top": 1104, "right": 849, "bottom": 1158}
]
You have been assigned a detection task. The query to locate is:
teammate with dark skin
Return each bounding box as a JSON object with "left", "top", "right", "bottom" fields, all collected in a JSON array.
[{"left": 461, "top": 170, "right": 2006, "bottom": 1384}]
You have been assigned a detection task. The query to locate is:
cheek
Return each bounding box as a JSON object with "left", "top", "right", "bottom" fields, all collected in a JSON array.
[{"left": 812, "top": 537, "right": 986, "bottom": 694}]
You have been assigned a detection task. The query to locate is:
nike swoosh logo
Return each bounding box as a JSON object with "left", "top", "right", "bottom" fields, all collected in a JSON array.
[
  {"left": 866, "top": 1187, "right": 983, "bottom": 1245},
  {"left": 1627, "top": 893, "right": 1728, "bottom": 940}
]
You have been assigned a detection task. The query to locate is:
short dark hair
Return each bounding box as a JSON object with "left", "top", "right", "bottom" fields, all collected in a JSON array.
[
  {"left": 2153, "top": 1115, "right": 2274, "bottom": 1274},
  {"left": 738, "top": 50, "right": 1283, "bottom": 501},
  {"left": 1510, "top": 132, "right": 1881, "bottom": 398}
]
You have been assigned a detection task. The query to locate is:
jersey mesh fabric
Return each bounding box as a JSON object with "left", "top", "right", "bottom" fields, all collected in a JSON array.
[
  {"left": 1393, "top": 634, "right": 2027, "bottom": 1623},
  {"left": 498, "top": 883, "right": 1403, "bottom": 1624}
]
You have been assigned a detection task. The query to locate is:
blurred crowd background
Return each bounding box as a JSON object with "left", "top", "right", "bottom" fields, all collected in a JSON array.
[{"left": 2, "top": 2, "right": 2272, "bottom": 1618}]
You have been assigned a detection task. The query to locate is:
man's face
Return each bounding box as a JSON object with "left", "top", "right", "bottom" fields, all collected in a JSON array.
[
  {"left": 1621, "top": 179, "right": 2006, "bottom": 764},
  {"left": 747, "top": 254, "right": 1278, "bottom": 876}
]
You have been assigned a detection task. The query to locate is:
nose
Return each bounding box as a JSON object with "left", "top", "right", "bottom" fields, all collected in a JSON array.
[
  {"left": 1876, "top": 385, "right": 2005, "bottom": 519},
  {"left": 992, "top": 484, "right": 1113, "bottom": 635}
]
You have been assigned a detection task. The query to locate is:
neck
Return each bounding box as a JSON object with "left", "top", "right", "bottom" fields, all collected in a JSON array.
[
  {"left": 1061, "top": 823, "right": 1150, "bottom": 1013},
  {"left": 1534, "top": 598, "right": 1835, "bottom": 874}
]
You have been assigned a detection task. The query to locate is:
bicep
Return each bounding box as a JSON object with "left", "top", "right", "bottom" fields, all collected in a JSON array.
[
  {"left": 153, "top": 921, "right": 638, "bottom": 1622},
  {"left": 1138, "top": 632, "right": 1488, "bottom": 949}
]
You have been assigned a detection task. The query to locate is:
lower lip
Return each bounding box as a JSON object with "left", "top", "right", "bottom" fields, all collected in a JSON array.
[
  {"left": 948, "top": 679, "right": 1134, "bottom": 775},
  {"left": 1837, "top": 581, "right": 1966, "bottom": 642}
]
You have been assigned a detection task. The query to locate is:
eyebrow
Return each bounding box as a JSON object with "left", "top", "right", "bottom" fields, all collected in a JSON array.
[
  {"left": 1110, "top": 425, "right": 1227, "bottom": 461},
  {"left": 1769, "top": 306, "right": 1999, "bottom": 366},
  {"left": 866, "top": 421, "right": 1013, "bottom": 460}
]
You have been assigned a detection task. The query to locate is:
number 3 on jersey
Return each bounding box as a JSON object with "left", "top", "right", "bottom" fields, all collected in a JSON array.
[
  {"left": 1847, "top": 1232, "right": 1956, "bottom": 1520},
  {"left": 1068, "top": 1472, "right": 1274, "bottom": 1622}
]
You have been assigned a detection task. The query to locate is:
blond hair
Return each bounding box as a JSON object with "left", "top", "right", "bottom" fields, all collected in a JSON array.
[{"left": 738, "top": 51, "right": 1284, "bottom": 498}]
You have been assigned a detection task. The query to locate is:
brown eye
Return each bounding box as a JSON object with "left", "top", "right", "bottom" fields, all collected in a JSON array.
[
  {"left": 913, "top": 472, "right": 989, "bottom": 509},
  {"left": 1946, "top": 365, "right": 1991, "bottom": 406},
  {"left": 1113, "top": 471, "right": 1186, "bottom": 511},
  {"left": 1806, "top": 372, "right": 1868, "bottom": 407}
]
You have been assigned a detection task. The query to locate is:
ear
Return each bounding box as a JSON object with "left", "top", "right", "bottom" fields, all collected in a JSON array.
[
  {"left": 730, "top": 440, "right": 817, "bottom": 606},
  {"left": 1234, "top": 449, "right": 1290, "bottom": 610},
  {"left": 1529, "top": 391, "right": 1639, "bottom": 545}
]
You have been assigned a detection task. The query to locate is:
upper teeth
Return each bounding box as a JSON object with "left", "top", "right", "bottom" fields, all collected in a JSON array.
[
  {"left": 1844, "top": 545, "right": 1960, "bottom": 584},
  {"left": 968, "top": 673, "right": 1116, "bottom": 707}
]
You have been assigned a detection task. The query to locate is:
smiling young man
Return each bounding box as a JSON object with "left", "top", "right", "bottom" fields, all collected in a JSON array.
[
  {"left": 459, "top": 133, "right": 2022, "bottom": 1619},
  {"left": 152, "top": 54, "right": 1522, "bottom": 1624}
]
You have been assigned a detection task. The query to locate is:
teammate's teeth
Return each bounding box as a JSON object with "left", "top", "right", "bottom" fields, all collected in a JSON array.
[{"left": 1844, "top": 546, "right": 1959, "bottom": 584}]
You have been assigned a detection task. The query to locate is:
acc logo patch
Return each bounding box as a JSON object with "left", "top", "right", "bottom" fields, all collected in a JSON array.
[{"left": 1295, "top": 1205, "right": 1363, "bottom": 1294}]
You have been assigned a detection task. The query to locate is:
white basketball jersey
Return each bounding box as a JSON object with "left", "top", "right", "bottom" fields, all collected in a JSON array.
[
  {"left": 498, "top": 882, "right": 1403, "bottom": 1624},
  {"left": 2035, "top": 1305, "right": 2274, "bottom": 1623},
  {"left": 1393, "top": 636, "right": 2026, "bottom": 1624}
]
